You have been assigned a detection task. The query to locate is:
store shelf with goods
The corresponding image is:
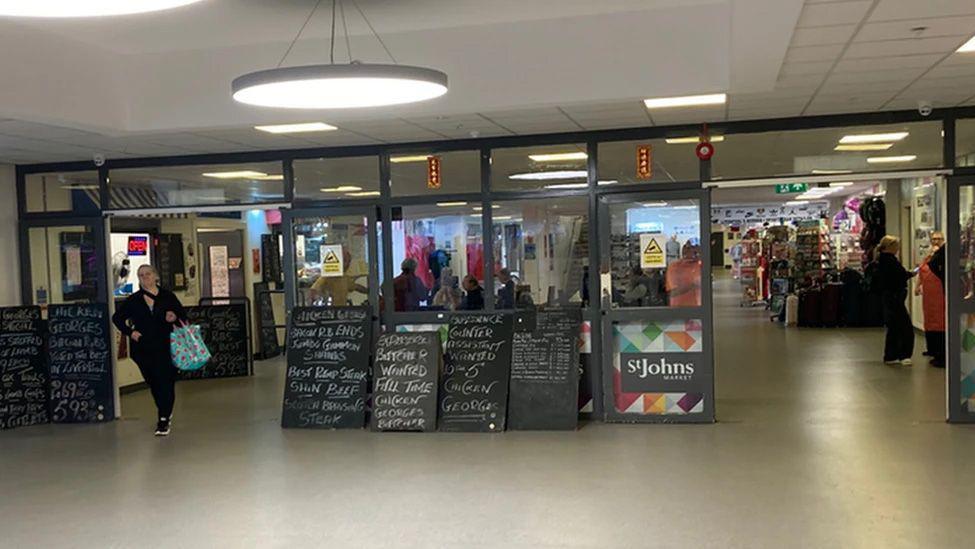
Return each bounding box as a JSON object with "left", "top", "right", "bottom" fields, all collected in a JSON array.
[{"left": 794, "top": 219, "right": 834, "bottom": 287}]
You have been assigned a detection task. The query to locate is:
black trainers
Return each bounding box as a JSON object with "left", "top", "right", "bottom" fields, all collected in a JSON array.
[{"left": 154, "top": 417, "right": 171, "bottom": 436}]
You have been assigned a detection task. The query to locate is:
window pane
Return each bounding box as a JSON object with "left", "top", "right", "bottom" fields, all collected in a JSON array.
[
  {"left": 958, "top": 118, "right": 975, "bottom": 168},
  {"left": 390, "top": 150, "right": 480, "bottom": 196},
  {"left": 599, "top": 139, "right": 699, "bottom": 185},
  {"left": 294, "top": 156, "right": 379, "bottom": 201},
  {"left": 108, "top": 162, "right": 285, "bottom": 209},
  {"left": 961, "top": 186, "right": 975, "bottom": 307},
  {"left": 607, "top": 199, "right": 702, "bottom": 308},
  {"left": 292, "top": 214, "right": 372, "bottom": 307},
  {"left": 492, "top": 197, "right": 589, "bottom": 309},
  {"left": 26, "top": 172, "right": 100, "bottom": 214},
  {"left": 491, "top": 144, "right": 588, "bottom": 192},
  {"left": 712, "top": 121, "right": 943, "bottom": 180},
  {"left": 389, "top": 203, "right": 484, "bottom": 311},
  {"left": 27, "top": 225, "right": 99, "bottom": 305}
]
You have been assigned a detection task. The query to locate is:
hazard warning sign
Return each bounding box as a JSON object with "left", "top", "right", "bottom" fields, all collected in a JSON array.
[
  {"left": 320, "top": 244, "right": 344, "bottom": 277},
  {"left": 639, "top": 234, "right": 666, "bottom": 269}
]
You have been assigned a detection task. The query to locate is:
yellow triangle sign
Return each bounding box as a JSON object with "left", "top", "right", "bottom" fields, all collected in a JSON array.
[
  {"left": 323, "top": 251, "right": 340, "bottom": 264},
  {"left": 644, "top": 239, "right": 663, "bottom": 255}
]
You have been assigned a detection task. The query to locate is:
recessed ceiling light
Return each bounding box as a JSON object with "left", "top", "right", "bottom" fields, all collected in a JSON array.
[
  {"left": 811, "top": 169, "right": 853, "bottom": 174},
  {"left": 254, "top": 122, "right": 337, "bottom": 134},
  {"left": 390, "top": 155, "right": 432, "bottom": 163},
  {"left": 644, "top": 93, "right": 726, "bottom": 109},
  {"left": 0, "top": 0, "right": 205, "bottom": 17},
  {"left": 472, "top": 205, "right": 501, "bottom": 211},
  {"left": 346, "top": 191, "right": 380, "bottom": 197},
  {"left": 203, "top": 171, "right": 269, "bottom": 179},
  {"left": 957, "top": 35, "right": 975, "bottom": 53},
  {"left": 867, "top": 155, "right": 917, "bottom": 164},
  {"left": 509, "top": 170, "right": 587, "bottom": 181},
  {"left": 829, "top": 182, "right": 854, "bottom": 188},
  {"left": 61, "top": 184, "right": 100, "bottom": 190},
  {"left": 642, "top": 202, "right": 669, "bottom": 207},
  {"left": 436, "top": 201, "right": 468, "bottom": 207},
  {"left": 834, "top": 143, "right": 894, "bottom": 151},
  {"left": 528, "top": 152, "right": 588, "bottom": 162},
  {"left": 839, "top": 132, "right": 908, "bottom": 144},
  {"left": 253, "top": 174, "right": 284, "bottom": 181},
  {"left": 321, "top": 186, "right": 363, "bottom": 192},
  {"left": 665, "top": 136, "right": 725, "bottom": 144},
  {"left": 493, "top": 216, "right": 514, "bottom": 221},
  {"left": 785, "top": 201, "right": 810, "bottom": 206}
]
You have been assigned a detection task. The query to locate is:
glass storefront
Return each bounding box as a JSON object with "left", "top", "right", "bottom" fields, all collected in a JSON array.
[
  {"left": 491, "top": 144, "right": 588, "bottom": 192},
  {"left": 599, "top": 138, "right": 700, "bottom": 185},
  {"left": 294, "top": 156, "right": 380, "bottom": 201},
  {"left": 108, "top": 162, "right": 286, "bottom": 208},
  {"left": 390, "top": 150, "right": 480, "bottom": 196},
  {"left": 292, "top": 213, "right": 372, "bottom": 307},
  {"left": 26, "top": 171, "right": 100, "bottom": 214}
]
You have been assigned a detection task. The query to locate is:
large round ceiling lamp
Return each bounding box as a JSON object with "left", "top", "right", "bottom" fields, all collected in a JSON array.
[
  {"left": 0, "top": 0, "right": 205, "bottom": 17},
  {"left": 232, "top": 0, "right": 448, "bottom": 109},
  {"left": 232, "top": 63, "right": 447, "bottom": 109}
]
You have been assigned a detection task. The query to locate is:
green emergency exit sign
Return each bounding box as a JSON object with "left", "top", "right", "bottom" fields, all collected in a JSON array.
[{"left": 775, "top": 183, "right": 808, "bottom": 194}]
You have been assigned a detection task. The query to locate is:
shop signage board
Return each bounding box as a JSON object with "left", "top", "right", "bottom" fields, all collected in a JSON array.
[
  {"left": 180, "top": 304, "right": 250, "bottom": 380},
  {"left": 254, "top": 282, "right": 281, "bottom": 360},
  {"left": 371, "top": 332, "right": 441, "bottom": 432},
  {"left": 507, "top": 309, "right": 581, "bottom": 431},
  {"left": 640, "top": 233, "right": 667, "bottom": 269},
  {"left": 427, "top": 156, "right": 442, "bottom": 189},
  {"left": 47, "top": 304, "right": 113, "bottom": 423},
  {"left": 320, "top": 244, "right": 344, "bottom": 277},
  {"left": 0, "top": 307, "right": 48, "bottom": 430},
  {"left": 774, "top": 183, "right": 808, "bottom": 194},
  {"left": 440, "top": 313, "right": 513, "bottom": 432},
  {"left": 637, "top": 145, "right": 652, "bottom": 179},
  {"left": 281, "top": 306, "right": 371, "bottom": 429},
  {"left": 619, "top": 352, "right": 709, "bottom": 393}
]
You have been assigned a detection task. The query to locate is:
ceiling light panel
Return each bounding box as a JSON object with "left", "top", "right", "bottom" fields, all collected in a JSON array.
[
  {"left": 0, "top": 0, "right": 205, "bottom": 17},
  {"left": 839, "top": 132, "right": 908, "bottom": 144},
  {"left": 665, "top": 136, "right": 725, "bottom": 144},
  {"left": 834, "top": 144, "right": 894, "bottom": 151},
  {"left": 866, "top": 155, "right": 917, "bottom": 164},
  {"left": 528, "top": 152, "right": 588, "bottom": 162},
  {"left": 959, "top": 35, "right": 975, "bottom": 53},
  {"left": 202, "top": 171, "right": 268, "bottom": 179},
  {"left": 644, "top": 93, "right": 726, "bottom": 109},
  {"left": 254, "top": 122, "right": 337, "bottom": 134}
]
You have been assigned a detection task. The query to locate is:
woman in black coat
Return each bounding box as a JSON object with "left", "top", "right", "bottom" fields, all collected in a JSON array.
[
  {"left": 112, "top": 265, "right": 187, "bottom": 436},
  {"left": 873, "top": 236, "right": 916, "bottom": 365}
]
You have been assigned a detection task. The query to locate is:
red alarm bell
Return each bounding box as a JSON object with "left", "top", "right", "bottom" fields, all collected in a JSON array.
[{"left": 696, "top": 141, "right": 715, "bottom": 160}]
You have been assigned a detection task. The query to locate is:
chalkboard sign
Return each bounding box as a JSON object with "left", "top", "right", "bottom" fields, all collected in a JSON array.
[
  {"left": 180, "top": 304, "right": 250, "bottom": 380},
  {"left": 0, "top": 307, "right": 48, "bottom": 430},
  {"left": 508, "top": 309, "right": 581, "bottom": 431},
  {"left": 372, "top": 332, "right": 441, "bottom": 432},
  {"left": 156, "top": 233, "right": 186, "bottom": 290},
  {"left": 440, "top": 313, "right": 513, "bottom": 433},
  {"left": 47, "top": 304, "right": 114, "bottom": 423},
  {"left": 261, "top": 234, "right": 283, "bottom": 286},
  {"left": 254, "top": 282, "right": 281, "bottom": 359},
  {"left": 281, "top": 306, "right": 371, "bottom": 429}
]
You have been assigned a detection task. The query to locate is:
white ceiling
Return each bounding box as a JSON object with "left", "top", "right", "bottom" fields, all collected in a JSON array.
[{"left": 0, "top": 0, "right": 972, "bottom": 164}]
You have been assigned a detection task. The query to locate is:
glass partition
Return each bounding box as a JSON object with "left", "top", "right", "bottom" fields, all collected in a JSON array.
[
  {"left": 491, "top": 143, "right": 588, "bottom": 192},
  {"left": 958, "top": 118, "right": 975, "bottom": 168},
  {"left": 108, "top": 162, "right": 285, "bottom": 209},
  {"left": 27, "top": 225, "right": 101, "bottom": 305},
  {"left": 294, "top": 156, "right": 379, "bottom": 201},
  {"left": 25, "top": 171, "right": 100, "bottom": 214},
  {"left": 390, "top": 150, "right": 480, "bottom": 196},
  {"left": 712, "top": 121, "right": 943, "bottom": 180},
  {"left": 599, "top": 138, "right": 699, "bottom": 185},
  {"left": 292, "top": 213, "right": 372, "bottom": 307}
]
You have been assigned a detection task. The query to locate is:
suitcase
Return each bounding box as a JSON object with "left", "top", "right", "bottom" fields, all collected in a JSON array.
[
  {"left": 799, "top": 288, "right": 822, "bottom": 327},
  {"left": 820, "top": 283, "right": 843, "bottom": 327},
  {"left": 785, "top": 294, "right": 799, "bottom": 326}
]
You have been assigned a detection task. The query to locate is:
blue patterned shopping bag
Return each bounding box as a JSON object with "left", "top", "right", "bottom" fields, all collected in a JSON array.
[{"left": 170, "top": 322, "right": 211, "bottom": 371}]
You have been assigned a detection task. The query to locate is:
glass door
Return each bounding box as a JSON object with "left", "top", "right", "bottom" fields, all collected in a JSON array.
[
  {"left": 948, "top": 175, "right": 975, "bottom": 422},
  {"left": 21, "top": 219, "right": 108, "bottom": 309},
  {"left": 597, "top": 189, "right": 714, "bottom": 422}
]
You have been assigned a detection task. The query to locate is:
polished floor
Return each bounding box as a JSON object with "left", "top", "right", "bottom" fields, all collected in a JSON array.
[{"left": 2, "top": 275, "right": 972, "bottom": 548}]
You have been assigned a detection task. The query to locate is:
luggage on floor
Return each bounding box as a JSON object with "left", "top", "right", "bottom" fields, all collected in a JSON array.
[
  {"left": 840, "top": 269, "right": 863, "bottom": 326},
  {"left": 820, "top": 283, "right": 843, "bottom": 327},
  {"left": 785, "top": 294, "right": 799, "bottom": 326},
  {"left": 798, "top": 288, "right": 822, "bottom": 327}
]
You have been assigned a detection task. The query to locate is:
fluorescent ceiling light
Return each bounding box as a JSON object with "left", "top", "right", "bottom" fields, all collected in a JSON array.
[
  {"left": 543, "top": 180, "right": 617, "bottom": 190},
  {"left": 390, "top": 155, "right": 432, "bottom": 163},
  {"left": 61, "top": 185, "right": 100, "bottom": 190},
  {"left": 346, "top": 191, "right": 380, "bottom": 197},
  {"left": 644, "top": 93, "right": 726, "bottom": 109},
  {"left": 867, "top": 155, "right": 917, "bottom": 164},
  {"left": 232, "top": 64, "right": 448, "bottom": 109},
  {"left": 597, "top": 180, "right": 617, "bottom": 186},
  {"left": 253, "top": 174, "right": 284, "bottom": 181},
  {"left": 320, "top": 186, "right": 362, "bottom": 192},
  {"left": 0, "top": 0, "right": 204, "bottom": 17},
  {"left": 811, "top": 169, "right": 853, "bottom": 174},
  {"left": 642, "top": 202, "right": 669, "bottom": 207},
  {"left": 203, "top": 170, "right": 268, "bottom": 179},
  {"left": 665, "top": 136, "right": 725, "bottom": 144},
  {"left": 839, "top": 132, "right": 908, "bottom": 144},
  {"left": 437, "top": 202, "right": 468, "bottom": 207},
  {"left": 510, "top": 170, "right": 587, "bottom": 181},
  {"left": 472, "top": 205, "right": 500, "bottom": 211},
  {"left": 493, "top": 216, "right": 514, "bottom": 221},
  {"left": 829, "top": 182, "right": 854, "bottom": 188},
  {"left": 834, "top": 143, "right": 894, "bottom": 151},
  {"left": 957, "top": 35, "right": 975, "bottom": 53},
  {"left": 785, "top": 201, "right": 809, "bottom": 206},
  {"left": 528, "top": 152, "right": 588, "bottom": 162},
  {"left": 254, "top": 122, "right": 337, "bottom": 134}
]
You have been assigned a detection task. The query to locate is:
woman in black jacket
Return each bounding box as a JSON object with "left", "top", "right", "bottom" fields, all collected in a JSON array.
[
  {"left": 112, "top": 265, "right": 187, "bottom": 436},
  {"left": 874, "top": 236, "right": 916, "bottom": 365}
]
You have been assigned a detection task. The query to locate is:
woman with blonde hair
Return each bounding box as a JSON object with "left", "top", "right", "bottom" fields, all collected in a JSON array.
[
  {"left": 873, "top": 236, "right": 916, "bottom": 365},
  {"left": 112, "top": 264, "right": 187, "bottom": 435}
]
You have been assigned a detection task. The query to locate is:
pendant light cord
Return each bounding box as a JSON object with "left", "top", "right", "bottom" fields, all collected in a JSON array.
[
  {"left": 277, "top": 0, "right": 326, "bottom": 68},
  {"left": 329, "top": 0, "right": 337, "bottom": 64},
  {"left": 339, "top": 0, "right": 352, "bottom": 63},
  {"left": 350, "top": 0, "right": 398, "bottom": 64},
  {"left": 277, "top": 0, "right": 397, "bottom": 67}
]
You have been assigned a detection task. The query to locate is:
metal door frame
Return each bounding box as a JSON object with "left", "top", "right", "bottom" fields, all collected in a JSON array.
[
  {"left": 596, "top": 187, "right": 714, "bottom": 423},
  {"left": 947, "top": 174, "right": 975, "bottom": 423}
]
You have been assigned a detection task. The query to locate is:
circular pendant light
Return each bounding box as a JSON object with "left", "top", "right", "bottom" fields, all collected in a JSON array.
[
  {"left": 232, "top": 63, "right": 448, "bottom": 109},
  {"left": 0, "top": 0, "right": 205, "bottom": 17}
]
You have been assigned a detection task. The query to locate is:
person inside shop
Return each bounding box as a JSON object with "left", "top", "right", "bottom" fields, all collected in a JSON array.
[
  {"left": 666, "top": 234, "right": 682, "bottom": 266},
  {"left": 666, "top": 240, "right": 702, "bottom": 307},
  {"left": 308, "top": 250, "right": 366, "bottom": 307},
  {"left": 111, "top": 264, "right": 187, "bottom": 437},
  {"left": 496, "top": 268, "right": 516, "bottom": 309},
  {"left": 915, "top": 231, "right": 946, "bottom": 367},
  {"left": 622, "top": 265, "right": 653, "bottom": 306},
  {"left": 432, "top": 267, "right": 462, "bottom": 311},
  {"left": 393, "top": 258, "right": 429, "bottom": 311},
  {"left": 460, "top": 274, "right": 485, "bottom": 310},
  {"left": 874, "top": 235, "right": 916, "bottom": 365}
]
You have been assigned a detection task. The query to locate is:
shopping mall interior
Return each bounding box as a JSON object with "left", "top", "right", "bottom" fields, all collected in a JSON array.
[{"left": 3, "top": 1, "right": 975, "bottom": 547}]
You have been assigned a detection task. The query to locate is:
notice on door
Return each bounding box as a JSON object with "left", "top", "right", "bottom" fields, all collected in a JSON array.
[
  {"left": 320, "top": 244, "right": 344, "bottom": 277},
  {"left": 640, "top": 234, "right": 666, "bottom": 269},
  {"left": 210, "top": 245, "right": 230, "bottom": 297}
]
